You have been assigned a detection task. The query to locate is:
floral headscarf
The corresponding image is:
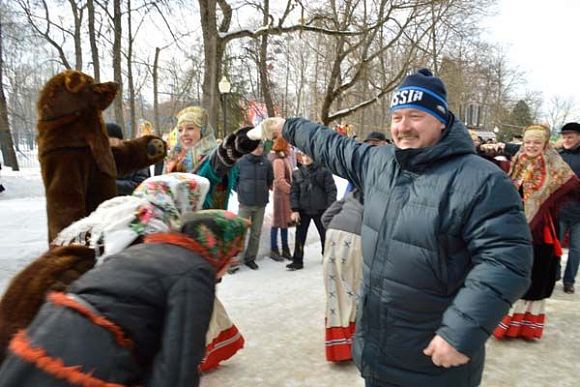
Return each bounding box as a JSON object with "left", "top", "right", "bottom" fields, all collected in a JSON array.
[
  {"left": 53, "top": 173, "right": 210, "bottom": 263},
  {"left": 146, "top": 210, "right": 250, "bottom": 271}
]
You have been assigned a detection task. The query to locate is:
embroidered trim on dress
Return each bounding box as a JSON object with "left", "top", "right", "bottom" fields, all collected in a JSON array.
[
  {"left": 48, "top": 292, "right": 134, "bottom": 350},
  {"left": 9, "top": 330, "right": 126, "bottom": 387}
]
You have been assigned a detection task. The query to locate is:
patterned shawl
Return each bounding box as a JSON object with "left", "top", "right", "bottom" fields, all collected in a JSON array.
[{"left": 509, "top": 146, "right": 577, "bottom": 230}]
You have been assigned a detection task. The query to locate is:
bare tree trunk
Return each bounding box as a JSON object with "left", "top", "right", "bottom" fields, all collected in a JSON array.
[
  {"left": 126, "top": 0, "right": 136, "bottom": 138},
  {"left": 0, "top": 20, "right": 18, "bottom": 170},
  {"left": 199, "top": 0, "right": 233, "bottom": 135},
  {"left": 430, "top": 3, "right": 438, "bottom": 73},
  {"left": 112, "top": 0, "right": 124, "bottom": 132},
  {"left": 68, "top": 0, "right": 83, "bottom": 70},
  {"left": 87, "top": 0, "right": 100, "bottom": 81},
  {"left": 258, "top": 0, "right": 275, "bottom": 116},
  {"left": 153, "top": 47, "right": 161, "bottom": 136},
  {"left": 199, "top": 0, "right": 222, "bottom": 132}
]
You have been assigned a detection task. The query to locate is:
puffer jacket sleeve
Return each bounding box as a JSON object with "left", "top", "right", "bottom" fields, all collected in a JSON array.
[
  {"left": 146, "top": 266, "right": 216, "bottom": 387},
  {"left": 321, "top": 198, "right": 345, "bottom": 229},
  {"left": 283, "top": 118, "right": 374, "bottom": 189},
  {"left": 436, "top": 172, "right": 532, "bottom": 357}
]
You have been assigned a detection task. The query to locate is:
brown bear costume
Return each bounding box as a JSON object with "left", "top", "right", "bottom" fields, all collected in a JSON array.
[
  {"left": 37, "top": 70, "right": 166, "bottom": 242},
  {"left": 0, "top": 246, "right": 96, "bottom": 362}
]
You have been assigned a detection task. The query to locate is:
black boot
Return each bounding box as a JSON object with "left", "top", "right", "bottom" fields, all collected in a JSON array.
[
  {"left": 269, "top": 248, "right": 284, "bottom": 262},
  {"left": 245, "top": 259, "right": 259, "bottom": 270},
  {"left": 281, "top": 247, "right": 292, "bottom": 260},
  {"left": 286, "top": 261, "right": 303, "bottom": 271}
]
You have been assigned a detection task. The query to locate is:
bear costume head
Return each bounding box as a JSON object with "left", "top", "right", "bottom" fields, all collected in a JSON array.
[
  {"left": 36, "top": 70, "right": 119, "bottom": 177},
  {"left": 37, "top": 70, "right": 118, "bottom": 121}
]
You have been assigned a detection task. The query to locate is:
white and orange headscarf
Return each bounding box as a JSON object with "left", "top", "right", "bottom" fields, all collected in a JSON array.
[{"left": 53, "top": 173, "right": 210, "bottom": 263}]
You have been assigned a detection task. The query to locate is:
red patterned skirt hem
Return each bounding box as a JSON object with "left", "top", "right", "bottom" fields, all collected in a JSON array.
[
  {"left": 199, "top": 325, "right": 244, "bottom": 372},
  {"left": 325, "top": 322, "right": 356, "bottom": 362},
  {"left": 493, "top": 312, "right": 545, "bottom": 340}
]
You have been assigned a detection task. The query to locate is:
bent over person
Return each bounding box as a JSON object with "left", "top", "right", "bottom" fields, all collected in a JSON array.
[
  {"left": 0, "top": 210, "right": 248, "bottom": 387},
  {"left": 250, "top": 68, "right": 533, "bottom": 386}
]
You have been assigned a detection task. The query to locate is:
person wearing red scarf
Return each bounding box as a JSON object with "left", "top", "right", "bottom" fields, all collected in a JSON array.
[{"left": 494, "top": 125, "right": 579, "bottom": 340}]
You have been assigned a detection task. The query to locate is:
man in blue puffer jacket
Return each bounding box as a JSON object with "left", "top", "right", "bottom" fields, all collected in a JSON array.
[{"left": 250, "top": 69, "right": 533, "bottom": 387}]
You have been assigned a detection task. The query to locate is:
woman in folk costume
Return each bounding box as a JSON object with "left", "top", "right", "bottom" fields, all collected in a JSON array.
[
  {"left": 164, "top": 105, "right": 260, "bottom": 210},
  {"left": 268, "top": 137, "right": 294, "bottom": 261},
  {"left": 0, "top": 205, "right": 249, "bottom": 387},
  {"left": 0, "top": 174, "right": 210, "bottom": 362},
  {"left": 0, "top": 174, "right": 247, "bottom": 372},
  {"left": 321, "top": 188, "right": 364, "bottom": 361},
  {"left": 493, "top": 125, "right": 579, "bottom": 340},
  {"left": 61, "top": 174, "right": 247, "bottom": 372}
]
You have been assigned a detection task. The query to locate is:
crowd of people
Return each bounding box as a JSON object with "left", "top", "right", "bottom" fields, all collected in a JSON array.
[{"left": 0, "top": 67, "right": 579, "bottom": 387}]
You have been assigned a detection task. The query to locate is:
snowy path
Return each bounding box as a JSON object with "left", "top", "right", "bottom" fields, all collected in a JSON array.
[
  {"left": 0, "top": 169, "right": 578, "bottom": 386},
  {"left": 201, "top": 253, "right": 364, "bottom": 387}
]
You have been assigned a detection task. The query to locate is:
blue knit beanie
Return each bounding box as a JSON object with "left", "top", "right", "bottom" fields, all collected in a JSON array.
[{"left": 390, "top": 68, "right": 448, "bottom": 123}]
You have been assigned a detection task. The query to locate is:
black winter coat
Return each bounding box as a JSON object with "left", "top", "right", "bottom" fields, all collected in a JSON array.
[
  {"left": 283, "top": 116, "right": 532, "bottom": 387},
  {"left": 559, "top": 146, "right": 580, "bottom": 222},
  {"left": 290, "top": 164, "right": 337, "bottom": 214},
  {"left": 234, "top": 153, "right": 273, "bottom": 207},
  {"left": 116, "top": 167, "right": 150, "bottom": 195},
  {"left": 0, "top": 242, "right": 216, "bottom": 387}
]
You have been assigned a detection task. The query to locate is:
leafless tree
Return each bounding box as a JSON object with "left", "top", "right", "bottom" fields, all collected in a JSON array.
[
  {"left": 0, "top": 16, "right": 19, "bottom": 170},
  {"left": 546, "top": 95, "right": 577, "bottom": 134},
  {"left": 87, "top": 0, "right": 101, "bottom": 81},
  {"left": 16, "top": 0, "right": 87, "bottom": 70}
]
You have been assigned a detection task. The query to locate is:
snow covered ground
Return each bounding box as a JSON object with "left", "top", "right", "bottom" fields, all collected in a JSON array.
[{"left": 0, "top": 167, "right": 578, "bottom": 386}]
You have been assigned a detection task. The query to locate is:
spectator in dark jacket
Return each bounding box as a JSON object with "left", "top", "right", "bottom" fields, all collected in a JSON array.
[
  {"left": 248, "top": 68, "right": 532, "bottom": 387},
  {"left": 234, "top": 142, "right": 274, "bottom": 270},
  {"left": 287, "top": 153, "right": 337, "bottom": 270},
  {"left": 107, "top": 122, "right": 150, "bottom": 195},
  {"left": 558, "top": 122, "right": 580, "bottom": 294},
  {"left": 0, "top": 209, "right": 248, "bottom": 387}
]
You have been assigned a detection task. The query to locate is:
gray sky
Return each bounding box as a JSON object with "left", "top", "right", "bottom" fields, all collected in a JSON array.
[{"left": 484, "top": 0, "right": 579, "bottom": 107}]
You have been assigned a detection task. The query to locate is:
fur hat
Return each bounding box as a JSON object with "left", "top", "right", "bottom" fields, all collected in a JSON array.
[
  {"left": 176, "top": 106, "right": 209, "bottom": 133},
  {"left": 106, "top": 123, "right": 124, "bottom": 140},
  {"left": 180, "top": 210, "right": 250, "bottom": 269},
  {"left": 561, "top": 122, "right": 580, "bottom": 134},
  {"left": 272, "top": 137, "right": 290, "bottom": 153},
  {"left": 390, "top": 68, "right": 448, "bottom": 123},
  {"left": 364, "top": 131, "right": 387, "bottom": 143}
]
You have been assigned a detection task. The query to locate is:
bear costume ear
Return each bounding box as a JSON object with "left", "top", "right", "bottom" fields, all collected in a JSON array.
[
  {"left": 64, "top": 71, "right": 88, "bottom": 94},
  {"left": 91, "top": 82, "right": 118, "bottom": 111}
]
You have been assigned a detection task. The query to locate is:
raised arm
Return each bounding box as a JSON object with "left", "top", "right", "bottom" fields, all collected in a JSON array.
[{"left": 249, "top": 117, "right": 375, "bottom": 189}]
